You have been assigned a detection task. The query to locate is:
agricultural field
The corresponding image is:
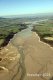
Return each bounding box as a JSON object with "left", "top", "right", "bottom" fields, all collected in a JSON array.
[
  {"left": 32, "top": 20, "right": 53, "bottom": 46},
  {"left": 0, "top": 18, "right": 27, "bottom": 47}
]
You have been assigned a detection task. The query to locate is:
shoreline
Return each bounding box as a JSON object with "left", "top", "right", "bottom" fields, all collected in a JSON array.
[
  {"left": 0, "top": 27, "right": 27, "bottom": 49},
  {"left": 32, "top": 29, "right": 53, "bottom": 48},
  {"left": 33, "top": 31, "right": 53, "bottom": 49},
  {"left": 0, "top": 24, "right": 53, "bottom": 50},
  {"left": 0, "top": 32, "right": 17, "bottom": 48},
  {"left": 35, "top": 32, "right": 53, "bottom": 50}
]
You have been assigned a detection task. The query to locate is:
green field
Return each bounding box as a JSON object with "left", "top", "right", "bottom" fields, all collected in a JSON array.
[
  {"left": 32, "top": 20, "right": 53, "bottom": 46},
  {"left": 0, "top": 18, "right": 27, "bottom": 47}
]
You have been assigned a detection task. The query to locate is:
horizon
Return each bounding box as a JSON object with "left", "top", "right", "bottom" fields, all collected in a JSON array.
[
  {"left": 0, "top": 0, "right": 53, "bottom": 16},
  {"left": 0, "top": 12, "right": 53, "bottom": 18}
]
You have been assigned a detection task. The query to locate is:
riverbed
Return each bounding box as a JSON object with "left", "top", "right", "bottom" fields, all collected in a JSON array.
[
  {"left": 10, "top": 24, "right": 53, "bottom": 80},
  {"left": 0, "top": 19, "right": 53, "bottom": 80}
]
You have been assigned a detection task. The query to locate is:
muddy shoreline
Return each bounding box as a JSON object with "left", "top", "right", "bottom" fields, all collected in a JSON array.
[
  {"left": 32, "top": 29, "right": 53, "bottom": 47},
  {"left": 1, "top": 26, "right": 53, "bottom": 49},
  {"left": 0, "top": 32, "right": 16, "bottom": 47},
  {"left": 0, "top": 27, "right": 27, "bottom": 48}
]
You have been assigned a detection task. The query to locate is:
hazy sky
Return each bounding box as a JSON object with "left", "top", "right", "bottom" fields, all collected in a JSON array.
[{"left": 0, "top": 0, "right": 53, "bottom": 16}]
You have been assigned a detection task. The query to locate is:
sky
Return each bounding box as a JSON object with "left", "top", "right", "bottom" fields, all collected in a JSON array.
[{"left": 0, "top": 0, "right": 53, "bottom": 16}]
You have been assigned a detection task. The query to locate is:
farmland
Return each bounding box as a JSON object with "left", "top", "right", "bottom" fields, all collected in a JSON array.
[
  {"left": 32, "top": 20, "right": 53, "bottom": 46},
  {"left": 0, "top": 18, "right": 27, "bottom": 47}
]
